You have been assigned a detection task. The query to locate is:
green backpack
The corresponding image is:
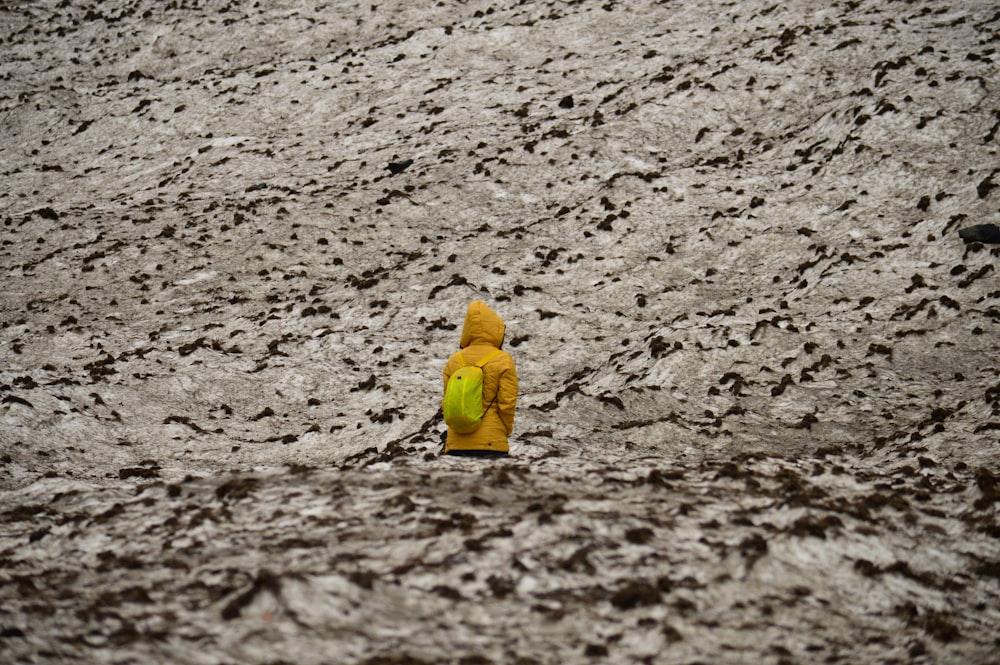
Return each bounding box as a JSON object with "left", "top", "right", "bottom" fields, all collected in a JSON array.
[{"left": 443, "top": 349, "right": 502, "bottom": 433}]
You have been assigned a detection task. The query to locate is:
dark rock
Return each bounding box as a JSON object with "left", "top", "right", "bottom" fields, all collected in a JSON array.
[
  {"left": 610, "top": 580, "right": 661, "bottom": 609},
  {"left": 251, "top": 406, "right": 276, "bottom": 420},
  {"left": 976, "top": 175, "right": 997, "bottom": 199},
  {"left": 2, "top": 395, "right": 33, "bottom": 408},
  {"left": 221, "top": 570, "right": 281, "bottom": 620},
  {"left": 118, "top": 467, "right": 159, "bottom": 480},
  {"left": 958, "top": 223, "right": 1000, "bottom": 244},
  {"left": 625, "top": 527, "right": 654, "bottom": 544},
  {"left": 215, "top": 477, "right": 259, "bottom": 501},
  {"left": 387, "top": 159, "right": 413, "bottom": 174}
]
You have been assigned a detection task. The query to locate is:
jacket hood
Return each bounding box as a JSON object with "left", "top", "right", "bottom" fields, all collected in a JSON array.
[{"left": 459, "top": 301, "right": 505, "bottom": 349}]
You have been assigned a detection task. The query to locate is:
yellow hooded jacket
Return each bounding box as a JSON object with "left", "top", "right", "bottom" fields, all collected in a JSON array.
[{"left": 442, "top": 301, "right": 518, "bottom": 453}]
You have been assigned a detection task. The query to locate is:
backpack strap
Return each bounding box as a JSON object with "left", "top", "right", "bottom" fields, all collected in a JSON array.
[{"left": 473, "top": 348, "right": 503, "bottom": 415}]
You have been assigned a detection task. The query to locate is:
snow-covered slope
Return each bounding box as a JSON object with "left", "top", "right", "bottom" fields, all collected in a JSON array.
[{"left": 1, "top": 0, "right": 998, "bottom": 663}]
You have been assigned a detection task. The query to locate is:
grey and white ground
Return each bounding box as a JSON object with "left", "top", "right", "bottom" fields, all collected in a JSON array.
[{"left": 2, "top": 0, "right": 999, "bottom": 663}]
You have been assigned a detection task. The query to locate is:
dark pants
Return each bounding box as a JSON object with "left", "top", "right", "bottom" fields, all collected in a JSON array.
[{"left": 444, "top": 450, "right": 509, "bottom": 458}]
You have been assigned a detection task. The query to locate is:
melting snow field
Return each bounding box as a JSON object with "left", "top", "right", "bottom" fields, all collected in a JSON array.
[{"left": 1, "top": 0, "right": 999, "bottom": 663}]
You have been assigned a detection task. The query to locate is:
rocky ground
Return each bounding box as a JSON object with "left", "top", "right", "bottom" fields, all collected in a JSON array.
[{"left": 1, "top": 0, "right": 999, "bottom": 663}]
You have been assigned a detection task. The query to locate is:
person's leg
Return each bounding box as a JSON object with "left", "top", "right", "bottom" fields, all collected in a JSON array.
[{"left": 444, "top": 449, "right": 509, "bottom": 458}]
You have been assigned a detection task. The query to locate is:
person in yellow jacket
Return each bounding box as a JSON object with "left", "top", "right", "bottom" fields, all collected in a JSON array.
[{"left": 442, "top": 301, "right": 518, "bottom": 457}]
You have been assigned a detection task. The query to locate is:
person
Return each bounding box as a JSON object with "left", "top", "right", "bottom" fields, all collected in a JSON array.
[{"left": 442, "top": 301, "right": 518, "bottom": 457}]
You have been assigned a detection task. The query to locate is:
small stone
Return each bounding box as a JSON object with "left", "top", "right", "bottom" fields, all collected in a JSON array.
[
  {"left": 958, "top": 223, "right": 1000, "bottom": 244},
  {"left": 387, "top": 159, "right": 413, "bottom": 174}
]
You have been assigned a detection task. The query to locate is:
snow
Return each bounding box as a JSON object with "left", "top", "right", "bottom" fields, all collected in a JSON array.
[{"left": 2, "top": 0, "right": 999, "bottom": 663}]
